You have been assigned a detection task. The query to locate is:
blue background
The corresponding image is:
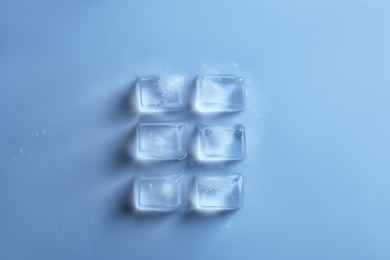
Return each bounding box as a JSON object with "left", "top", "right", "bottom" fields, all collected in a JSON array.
[{"left": 1, "top": 0, "right": 390, "bottom": 259}]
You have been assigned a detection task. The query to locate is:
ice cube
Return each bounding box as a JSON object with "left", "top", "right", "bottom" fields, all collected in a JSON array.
[
  {"left": 134, "top": 174, "right": 187, "bottom": 211},
  {"left": 197, "top": 124, "right": 246, "bottom": 160},
  {"left": 195, "top": 75, "right": 245, "bottom": 112},
  {"left": 137, "top": 123, "right": 188, "bottom": 160},
  {"left": 195, "top": 174, "right": 243, "bottom": 210},
  {"left": 137, "top": 74, "right": 187, "bottom": 112}
]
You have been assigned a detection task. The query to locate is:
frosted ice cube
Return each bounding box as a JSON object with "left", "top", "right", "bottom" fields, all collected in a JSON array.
[
  {"left": 197, "top": 124, "right": 246, "bottom": 161},
  {"left": 196, "top": 75, "right": 245, "bottom": 112},
  {"left": 137, "top": 74, "right": 187, "bottom": 112},
  {"left": 195, "top": 174, "right": 243, "bottom": 210},
  {"left": 137, "top": 123, "right": 187, "bottom": 160},
  {"left": 134, "top": 174, "right": 187, "bottom": 211}
]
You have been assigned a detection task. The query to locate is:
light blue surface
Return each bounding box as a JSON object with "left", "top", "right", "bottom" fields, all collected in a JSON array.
[{"left": 1, "top": 1, "right": 390, "bottom": 259}]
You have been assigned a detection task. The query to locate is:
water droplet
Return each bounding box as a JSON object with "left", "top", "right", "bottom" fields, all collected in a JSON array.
[
  {"left": 205, "top": 129, "right": 213, "bottom": 137},
  {"left": 234, "top": 129, "right": 243, "bottom": 140}
]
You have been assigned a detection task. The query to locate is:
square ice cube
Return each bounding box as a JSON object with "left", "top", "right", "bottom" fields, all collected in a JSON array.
[
  {"left": 137, "top": 74, "right": 187, "bottom": 112},
  {"left": 134, "top": 174, "right": 187, "bottom": 211},
  {"left": 196, "top": 75, "right": 245, "bottom": 112},
  {"left": 137, "top": 123, "right": 187, "bottom": 160},
  {"left": 197, "top": 124, "right": 246, "bottom": 161},
  {"left": 195, "top": 174, "right": 243, "bottom": 210}
]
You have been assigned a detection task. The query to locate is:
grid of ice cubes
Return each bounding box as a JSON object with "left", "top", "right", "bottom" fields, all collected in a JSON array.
[
  {"left": 195, "top": 174, "right": 243, "bottom": 210},
  {"left": 134, "top": 174, "right": 186, "bottom": 211},
  {"left": 133, "top": 73, "right": 247, "bottom": 212},
  {"left": 137, "top": 74, "right": 187, "bottom": 112},
  {"left": 195, "top": 75, "right": 245, "bottom": 112},
  {"left": 137, "top": 123, "right": 187, "bottom": 160},
  {"left": 197, "top": 124, "right": 246, "bottom": 161}
]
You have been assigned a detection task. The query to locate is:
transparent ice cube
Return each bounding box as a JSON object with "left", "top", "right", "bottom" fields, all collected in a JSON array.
[
  {"left": 137, "top": 123, "right": 187, "bottom": 160},
  {"left": 197, "top": 124, "right": 246, "bottom": 161},
  {"left": 134, "top": 174, "right": 187, "bottom": 211},
  {"left": 196, "top": 75, "right": 245, "bottom": 112},
  {"left": 195, "top": 174, "right": 243, "bottom": 210},
  {"left": 137, "top": 74, "right": 187, "bottom": 112}
]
